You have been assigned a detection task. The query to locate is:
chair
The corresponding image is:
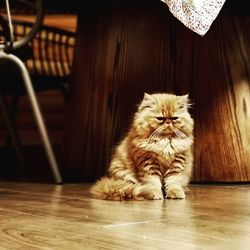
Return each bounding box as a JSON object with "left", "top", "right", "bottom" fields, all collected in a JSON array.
[
  {"left": 4, "top": 20, "right": 75, "bottom": 100},
  {"left": 0, "top": 0, "right": 65, "bottom": 183}
]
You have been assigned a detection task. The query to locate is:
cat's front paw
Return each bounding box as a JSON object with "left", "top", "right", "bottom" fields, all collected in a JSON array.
[
  {"left": 140, "top": 185, "right": 163, "bottom": 200},
  {"left": 151, "top": 191, "right": 164, "bottom": 200},
  {"left": 165, "top": 187, "right": 185, "bottom": 199}
]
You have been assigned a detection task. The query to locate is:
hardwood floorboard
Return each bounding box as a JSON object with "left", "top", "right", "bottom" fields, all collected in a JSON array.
[{"left": 0, "top": 182, "right": 250, "bottom": 249}]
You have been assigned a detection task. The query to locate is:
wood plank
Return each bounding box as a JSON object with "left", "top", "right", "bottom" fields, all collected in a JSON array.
[
  {"left": 11, "top": 14, "right": 77, "bottom": 32},
  {"left": 192, "top": 14, "right": 250, "bottom": 182},
  {"left": 0, "top": 182, "right": 250, "bottom": 249}
]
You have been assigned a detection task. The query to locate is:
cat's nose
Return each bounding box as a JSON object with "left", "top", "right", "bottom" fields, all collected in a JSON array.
[{"left": 165, "top": 119, "right": 172, "bottom": 124}]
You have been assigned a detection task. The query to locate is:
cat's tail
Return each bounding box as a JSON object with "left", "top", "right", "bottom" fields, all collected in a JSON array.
[{"left": 90, "top": 177, "right": 154, "bottom": 201}]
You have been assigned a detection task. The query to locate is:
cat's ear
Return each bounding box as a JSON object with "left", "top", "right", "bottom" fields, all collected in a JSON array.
[
  {"left": 143, "top": 93, "right": 155, "bottom": 102},
  {"left": 139, "top": 93, "right": 155, "bottom": 111},
  {"left": 178, "top": 94, "right": 191, "bottom": 109}
]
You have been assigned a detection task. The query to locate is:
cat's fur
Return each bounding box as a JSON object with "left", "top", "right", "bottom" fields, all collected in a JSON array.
[{"left": 90, "top": 93, "right": 194, "bottom": 200}]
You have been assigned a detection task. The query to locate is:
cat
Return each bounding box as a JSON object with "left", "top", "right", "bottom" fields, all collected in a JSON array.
[{"left": 90, "top": 93, "right": 194, "bottom": 200}]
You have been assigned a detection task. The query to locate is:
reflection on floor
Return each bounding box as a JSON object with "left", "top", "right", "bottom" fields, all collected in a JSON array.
[{"left": 0, "top": 182, "right": 250, "bottom": 249}]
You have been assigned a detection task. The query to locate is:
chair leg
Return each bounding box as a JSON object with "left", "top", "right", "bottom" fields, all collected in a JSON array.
[{"left": 0, "top": 51, "right": 62, "bottom": 184}]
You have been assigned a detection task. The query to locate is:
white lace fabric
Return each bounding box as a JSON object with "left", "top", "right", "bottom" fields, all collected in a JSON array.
[{"left": 161, "top": 0, "right": 226, "bottom": 36}]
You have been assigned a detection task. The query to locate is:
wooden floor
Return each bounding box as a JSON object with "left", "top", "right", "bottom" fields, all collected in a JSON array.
[{"left": 0, "top": 182, "right": 250, "bottom": 250}]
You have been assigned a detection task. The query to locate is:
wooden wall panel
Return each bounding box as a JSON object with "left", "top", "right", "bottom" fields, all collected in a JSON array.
[
  {"left": 192, "top": 14, "right": 250, "bottom": 181},
  {"left": 63, "top": 0, "right": 250, "bottom": 182}
]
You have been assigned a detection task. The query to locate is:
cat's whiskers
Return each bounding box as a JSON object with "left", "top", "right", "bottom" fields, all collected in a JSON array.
[
  {"left": 148, "top": 126, "right": 164, "bottom": 142},
  {"left": 148, "top": 124, "right": 185, "bottom": 143},
  {"left": 149, "top": 124, "right": 186, "bottom": 141},
  {"left": 173, "top": 128, "right": 186, "bottom": 139}
]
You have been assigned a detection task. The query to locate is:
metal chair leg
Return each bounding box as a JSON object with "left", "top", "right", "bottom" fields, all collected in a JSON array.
[{"left": 0, "top": 51, "right": 62, "bottom": 183}]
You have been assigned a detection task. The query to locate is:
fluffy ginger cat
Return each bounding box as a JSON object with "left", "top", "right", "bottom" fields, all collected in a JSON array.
[{"left": 90, "top": 93, "right": 194, "bottom": 200}]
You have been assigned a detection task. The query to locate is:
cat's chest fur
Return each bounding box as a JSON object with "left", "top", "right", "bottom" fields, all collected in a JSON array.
[
  {"left": 138, "top": 137, "right": 192, "bottom": 163},
  {"left": 149, "top": 139, "right": 176, "bottom": 158}
]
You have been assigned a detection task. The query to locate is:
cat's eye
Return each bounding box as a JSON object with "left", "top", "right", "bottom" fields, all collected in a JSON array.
[
  {"left": 155, "top": 116, "right": 179, "bottom": 122},
  {"left": 156, "top": 117, "right": 166, "bottom": 121}
]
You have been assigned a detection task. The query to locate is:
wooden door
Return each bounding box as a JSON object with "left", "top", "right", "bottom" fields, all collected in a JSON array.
[{"left": 63, "top": 0, "right": 250, "bottom": 182}]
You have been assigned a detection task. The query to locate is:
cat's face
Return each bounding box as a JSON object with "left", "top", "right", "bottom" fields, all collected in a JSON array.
[{"left": 134, "top": 93, "right": 194, "bottom": 140}]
